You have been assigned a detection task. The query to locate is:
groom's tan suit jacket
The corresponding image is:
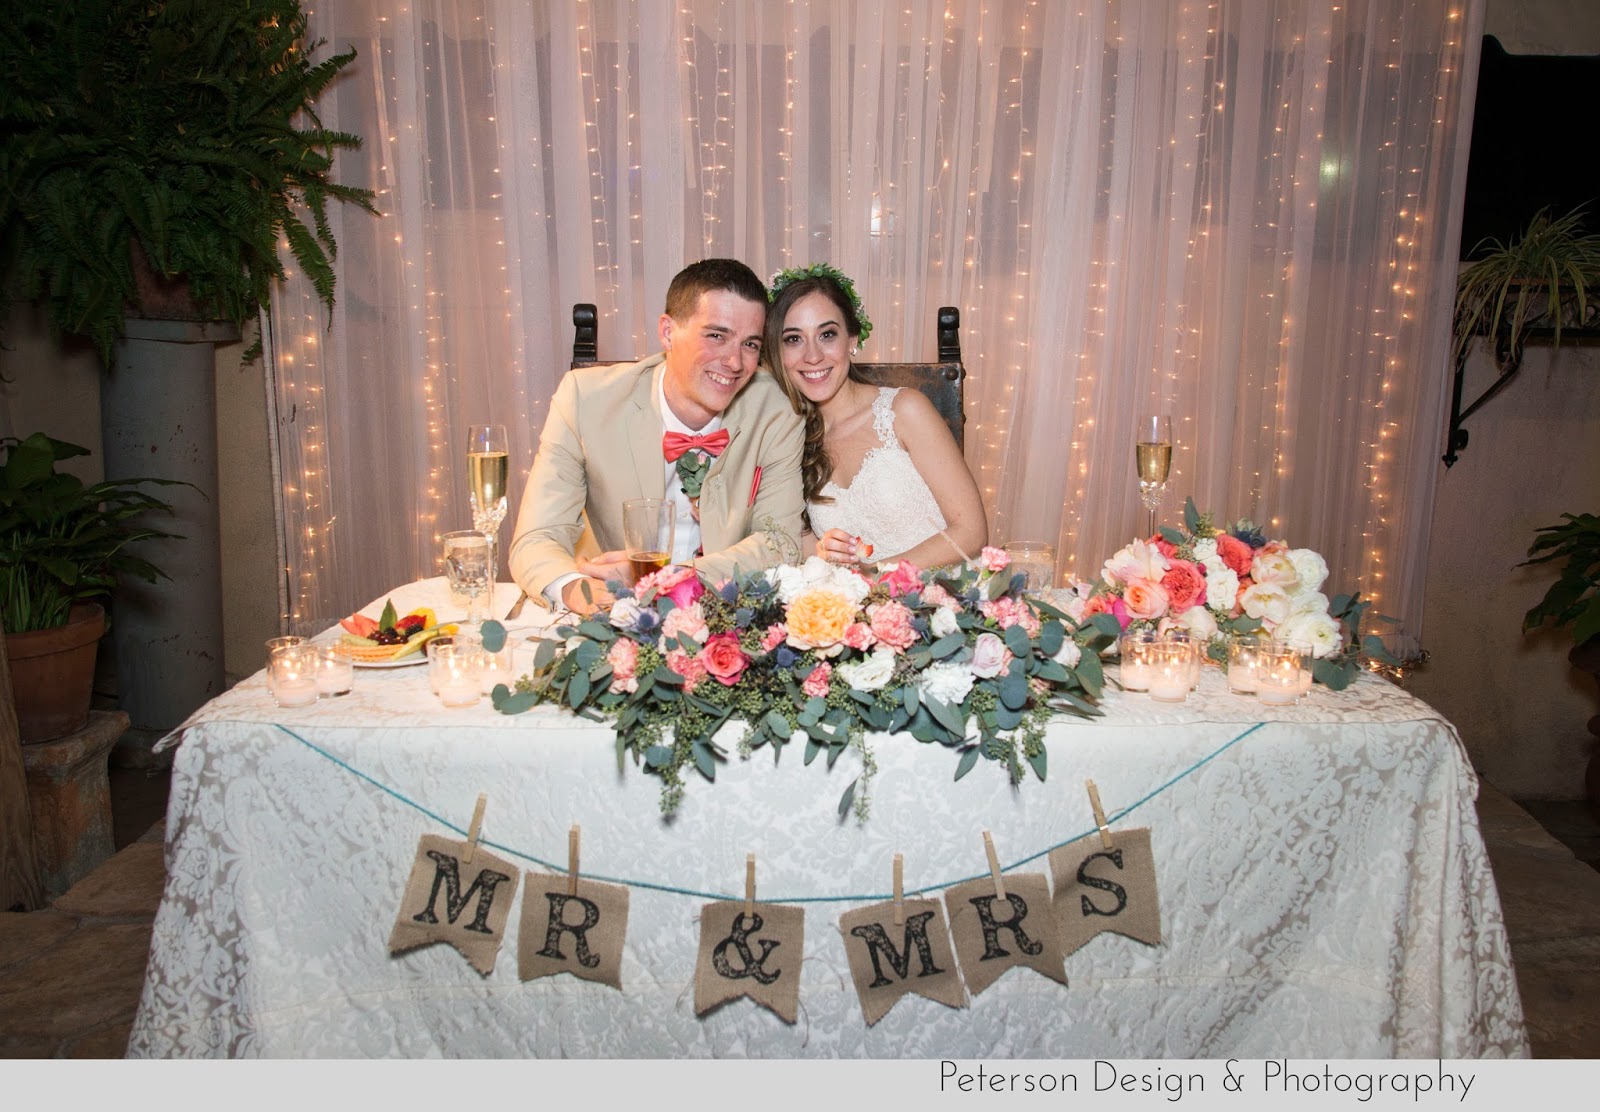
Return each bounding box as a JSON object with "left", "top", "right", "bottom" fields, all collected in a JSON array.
[{"left": 508, "top": 353, "right": 805, "bottom": 604}]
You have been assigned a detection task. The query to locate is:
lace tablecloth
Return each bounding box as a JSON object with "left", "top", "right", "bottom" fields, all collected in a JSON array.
[{"left": 127, "top": 592, "right": 1527, "bottom": 1058}]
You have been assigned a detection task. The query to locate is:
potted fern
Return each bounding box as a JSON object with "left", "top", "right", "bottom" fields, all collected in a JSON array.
[
  {"left": 1521, "top": 513, "right": 1600, "bottom": 809},
  {"left": 1, "top": 434, "right": 180, "bottom": 742}
]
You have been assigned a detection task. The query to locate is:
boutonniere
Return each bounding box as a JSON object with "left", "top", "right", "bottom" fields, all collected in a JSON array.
[{"left": 676, "top": 451, "right": 713, "bottom": 500}]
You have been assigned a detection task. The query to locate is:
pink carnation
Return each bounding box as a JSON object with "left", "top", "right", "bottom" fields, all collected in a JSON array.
[
  {"left": 867, "top": 600, "right": 918, "bottom": 651},
  {"left": 664, "top": 647, "right": 707, "bottom": 693},
  {"left": 980, "top": 595, "right": 1040, "bottom": 636},
  {"left": 1215, "top": 534, "right": 1254, "bottom": 577},
  {"left": 760, "top": 624, "right": 788, "bottom": 652},
  {"left": 877, "top": 561, "right": 923, "bottom": 597},
  {"left": 1160, "top": 558, "right": 1207, "bottom": 613},
  {"left": 980, "top": 546, "right": 1011, "bottom": 573},
  {"left": 661, "top": 601, "right": 708, "bottom": 646},
  {"left": 843, "top": 622, "right": 876, "bottom": 652},
  {"left": 920, "top": 582, "right": 959, "bottom": 610},
  {"left": 607, "top": 638, "right": 639, "bottom": 694},
  {"left": 802, "top": 661, "right": 832, "bottom": 698}
]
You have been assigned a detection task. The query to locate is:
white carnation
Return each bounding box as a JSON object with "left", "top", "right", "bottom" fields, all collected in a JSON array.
[
  {"left": 1276, "top": 610, "right": 1344, "bottom": 658},
  {"left": 918, "top": 661, "right": 976, "bottom": 706},
  {"left": 930, "top": 606, "right": 960, "bottom": 638},
  {"left": 836, "top": 648, "right": 897, "bottom": 692},
  {"left": 1288, "top": 548, "right": 1329, "bottom": 595}
]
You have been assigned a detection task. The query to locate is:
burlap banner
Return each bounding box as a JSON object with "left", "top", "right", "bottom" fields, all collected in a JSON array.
[{"left": 388, "top": 834, "right": 520, "bottom": 975}]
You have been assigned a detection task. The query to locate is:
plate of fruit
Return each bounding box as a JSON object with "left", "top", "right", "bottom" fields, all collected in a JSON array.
[{"left": 338, "top": 600, "right": 456, "bottom": 667}]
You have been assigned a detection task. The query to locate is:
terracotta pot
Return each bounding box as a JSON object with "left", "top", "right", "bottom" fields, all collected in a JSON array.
[{"left": 4, "top": 603, "right": 107, "bottom": 744}]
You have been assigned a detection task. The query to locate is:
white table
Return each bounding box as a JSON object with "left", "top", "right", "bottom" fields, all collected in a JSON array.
[{"left": 127, "top": 583, "right": 1527, "bottom": 1057}]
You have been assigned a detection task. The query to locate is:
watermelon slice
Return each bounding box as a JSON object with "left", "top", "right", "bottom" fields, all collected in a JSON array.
[{"left": 340, "top": 613, "right": 380, "bottom": 638}]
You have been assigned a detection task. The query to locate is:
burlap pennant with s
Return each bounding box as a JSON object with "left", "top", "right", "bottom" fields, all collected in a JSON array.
[
  {"left": 388, "top": 833, "right": 519, "bottom": 975},
  {"left": 1048, "top": 826, "right": 1161, "bottom": 955},
  {"left": 839, "top": 898, "right": 966, "bottom": 1026},
  {"left": 694, "top": 900, "right": 804, "bottom": 1024},
  {"left": 518, "top": 875, "right": 630, "bottom": 989},
  {"left": 943, "top": 873, "right": 1066, "bottom": 995}
]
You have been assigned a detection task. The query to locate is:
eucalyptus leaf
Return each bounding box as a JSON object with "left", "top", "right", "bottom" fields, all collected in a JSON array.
[
  {"left": 1184, "top": 496, "right": 1201, "bottom": 534},
  {"left": 1039, "top": 621, "right": 1064, "bottom": 656},
  {"left": 1090, "top": 613, "right": 1123, "bottom": 639},
  {"left": 496, "top": 691, "right": 537, "bottom": 714},
  {"left": 805, "top": 737, "right": 822, "bottom": 765},
  {"left": 1026, "top": 746, "right": 1047, "bottom": 782},
  {"left": 924, "top": 696, "right": 967, "bottom": 738},
  {"left": 837, "top": 778, "right": 858, "bottom": 820},
  {"left": 479, "top": 620, "right": 506, "bottom": 653},
  {"left": 693, "top": 743, "right": 716, "bottom": 782},
  {"left": 929, "top": 633, "right": 966, "bottom": 659},
  {"left": 954, "top": 746, "right": 980, "bottom": 781},
  {"left": 1003, "top": 623, "right": 1032, "bottom": 657},
  {"left": 644, "top": 745, "right": 676, "bottom": 770}
]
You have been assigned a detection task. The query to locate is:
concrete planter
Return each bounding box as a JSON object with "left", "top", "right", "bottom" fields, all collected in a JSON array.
[{"left": 4, "top": 603, "right": 106, "bottom": 743}]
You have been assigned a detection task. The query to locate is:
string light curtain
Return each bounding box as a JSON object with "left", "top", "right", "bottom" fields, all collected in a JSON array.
[{"left": 272, "top": 0, "right": 1483, "bottom": 637}]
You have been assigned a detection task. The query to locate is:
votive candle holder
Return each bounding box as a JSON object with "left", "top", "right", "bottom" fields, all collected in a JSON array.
[
  {"left": 268, "top": 644, "right": 319, "bottom": 707},
  {"left": 1147, "top": 643, "right": 1193, "bottom": 703},
  {"left": 1228, "top": 638, "right": 1271, "bottom": 695},
  {"left": 1118, "top": 630, "right": 1161, "bottom": 692},
  {"left": 312, "top": 645, "right": 354, "bottom": 697},
  {"left": 431, "top": 643, "right": 481, "bottom": 708},
  {"left": 1256, "top": 646, "right": 1305, "bottom": 706}
]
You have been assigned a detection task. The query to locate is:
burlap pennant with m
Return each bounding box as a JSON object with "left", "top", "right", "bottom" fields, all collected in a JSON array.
[
  {"left": 518, "top": 875, "right": 630, "bottom": 989},
  {"left": 388, "top": 833, "right": 519, "bottom": 975},
  {"left": 694, "top": 900, "right": 805, "bottom": 1024},
  {"left": 1048, "top": 826, "right": 1161, "bottom": 955},
  {"left": 943, "top": 873, "right": 1066, "bottom": 995},
  {"left": 839, "top": 898, "right": 966, "bottom": 1026}
]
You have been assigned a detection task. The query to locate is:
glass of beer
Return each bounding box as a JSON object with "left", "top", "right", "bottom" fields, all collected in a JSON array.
[{"left": 622, "top": 498, "right": 674, "bottom": 583}]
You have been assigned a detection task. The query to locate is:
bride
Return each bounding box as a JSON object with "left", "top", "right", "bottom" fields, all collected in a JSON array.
[{"left": 765, "top": 264, "right": 987, "bottom": 567}]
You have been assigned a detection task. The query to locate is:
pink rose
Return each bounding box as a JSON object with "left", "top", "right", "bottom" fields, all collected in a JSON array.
[
  {"left": 700, "top": 632, "right": 748, "bottom": 686},
  {"left": 1109, "top": 595, "right": 1132, "bottom": 630},
  {"left": 802, "top": 661, "right": 832, "bottom": 698},
  {"left": 1122, "top": 579, "right": 1170, "bottom": 621},
  {"left": 607, "top": 638, "right": 639, "bottom": 694},
  {"left": 760, "top": 623, "right": 788, "bottom": 652},
  {"left": 654, "top": 565, "right": 705, "bottom": 608},
  {"left": 980, "top": 546, "right": 1011, "bottom": 573},
  {"left": 877, "top": 561, "right": 923, "bottom": 597},
  {"left": 661, "top": 601, "right": 708, "bottom": 646},
  {"left": 1215, "top": 534, "right": 1254, "bottom": 577},
  {"left": 664, "top": 647, "right": 707, "bottom": 692},
  {"left": 867, "top": 600, "right": 918, "bottom": 651},
  {"left": 843, "top": 622, "right": 876, "bottom": 652},
  {"left": 1160, "top": 559, "right": 1207, "bottom": 613},
  {"left": 969, "top": 632, "right": 1012, "bottom": 679},
  {"left": 1150, "top": 535, "right": 1178, "bottom": 559}
]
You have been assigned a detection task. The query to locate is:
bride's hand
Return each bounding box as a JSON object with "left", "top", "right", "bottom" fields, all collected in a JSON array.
[{"left": 818, "top": 528, "right": 870, "bottom": 565}]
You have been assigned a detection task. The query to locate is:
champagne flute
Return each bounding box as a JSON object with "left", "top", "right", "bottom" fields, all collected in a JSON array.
[
  {"left": 467, "top": 424, "right": 510, "bottom": 593},
  {"left": 1135, "top": 414, "right": 1173, "bottom": 537}
]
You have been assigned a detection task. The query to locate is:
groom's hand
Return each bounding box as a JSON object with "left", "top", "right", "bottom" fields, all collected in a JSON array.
[
  {"left": 579, "top": 550, "right": 634, "bottom": 585},
  {"left": 561, "top": 576, "right": 615, "bottom": 615}
]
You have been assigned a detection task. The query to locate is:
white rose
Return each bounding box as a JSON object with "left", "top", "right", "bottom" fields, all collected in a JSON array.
[
  {"left": 1288, "top": 548, "right": 1329, "bottom": 595},
  {"left": 930, "top": 606, "right": 960, "bottom": 638},
  {"left": 607, "top": 597, "right": 642, "bottom": 630},
  {"left": 836, "top": 648, "right": 896, "bottom": 691},
  {"left": 1276, "top": 610, "right": 1344, "bottom": 658},
  {"left": 1250, "top": 550, "right": 1300, "bottom": 591},
  {"left": 1204, "top": 564, "right": 1240, "bottom": 611},
  {"left": 1192, "top": 537, "right": 1218, "bottom": 564},
  {"left": 1239, "top": 581, "right": 1292, "bottom": 628},
  {"left": 918, "top": 661, "right": 976, "bottom": 706},
  {"left": 1102, "top": 538, "right": 1169, "bottom": 587},
  {"left": 1288, "top": 590, "right": 1330, "bottom": 618},
  {"left": 1052, "top": 637, "right": 1082, "bottom": 668},
  {"left": 1175, "top": 604, "right": 1218, "bottom": 639},
  {"left": 969, "top": 633, "right": 1010, "bottom": 679}
]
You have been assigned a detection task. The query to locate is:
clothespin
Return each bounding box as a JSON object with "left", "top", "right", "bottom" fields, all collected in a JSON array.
[
  {"left": 463, "top": 793, "right": 488, "bottom": 864},
  {"left": 1086, "top": 779, "right": 1115, "bottom": 850},
  {"left": 893, "top": 853, "right": 905, "bottom": 925},
  {"left": 567, "top": 824, "right": 581, "bottom": 896},
  {"left": 982, "top": 830, "right": 1006, "bottom": 902},
  {"left": 745, "top": 853, "right": 757, "bottom": 917}
]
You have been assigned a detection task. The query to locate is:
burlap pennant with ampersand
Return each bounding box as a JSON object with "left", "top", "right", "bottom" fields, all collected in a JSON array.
[
  {"left": 388, "top": 833, "right": 519, "bottom": 975},
  {"left": 943, "top": 873, "right": 1066, "bottom": 995},
  {"left": 1048, "top": 827, "right": 1161, "bottom": 955},
  {"left": 694, "top": 900, "right": 804, "bottom": 1024},
  {"left": 518, "top": 875, "right": 629, "bottom": 989},
  {"left": 839, "top": 898, "right": 966, "bottom": 1026}
]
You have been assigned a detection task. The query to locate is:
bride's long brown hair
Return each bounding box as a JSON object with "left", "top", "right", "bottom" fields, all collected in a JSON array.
[{"left": 763, "top": 274, "right": 868, "bottom": 515}]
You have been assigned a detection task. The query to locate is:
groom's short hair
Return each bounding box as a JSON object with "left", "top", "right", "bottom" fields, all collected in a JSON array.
[{"left": 664, "top": 258, "right": 767, "bottom": 321}]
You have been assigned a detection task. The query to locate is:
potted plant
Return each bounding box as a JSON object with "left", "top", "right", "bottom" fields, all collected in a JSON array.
[
  {"left": 1453, "top": 205, "right": 1600, "bottom": 369},
  {"left": 1521, "top": 512, "right": 1600, "bottom": 807},
  {"left": 1, "top": 433, "right": 179, "bottom": 742}
]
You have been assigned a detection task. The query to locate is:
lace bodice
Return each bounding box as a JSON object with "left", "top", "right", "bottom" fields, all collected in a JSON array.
[{"left": 808, "top": 388, "right": 946, "bottom": 557}]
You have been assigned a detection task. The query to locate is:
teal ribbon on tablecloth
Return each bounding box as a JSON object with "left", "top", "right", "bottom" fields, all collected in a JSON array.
[{"left": 272, "top": 720, "right": 1266, "bottom": 904}]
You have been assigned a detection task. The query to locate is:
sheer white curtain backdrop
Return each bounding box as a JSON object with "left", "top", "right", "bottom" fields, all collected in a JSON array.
[{"left": 269, "top": 0, "right": 1484, "bottom": 637}]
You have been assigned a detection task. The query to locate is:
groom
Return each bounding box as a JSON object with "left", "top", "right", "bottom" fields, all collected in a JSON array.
[{"left": 508, "top": 259, "right": 805, "bottom": 614}]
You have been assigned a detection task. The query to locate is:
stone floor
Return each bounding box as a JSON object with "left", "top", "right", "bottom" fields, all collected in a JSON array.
[{"left": 2, "top": 774, "right": 1598, "bottom": 1057}]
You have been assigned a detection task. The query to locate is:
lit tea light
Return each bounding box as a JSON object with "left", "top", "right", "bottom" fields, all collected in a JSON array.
[
  {"left": 1256, "top": 648, "right": 1304, "bottom": 706},
  {"left": 431, "top": 644, "right": 480, "bottom": 708},
  {"left": 1228, "top": 639, "right": 1270, "bottom": 695},
  {"left": 313, "top": 646, "right": 354, "bottom": 697},
  {"left": 1119, "top": 631, "right": 1160, "bottom": 692},
  {"left": 1147, "top": 643, "right": 1193, "bottom": 703},
  {"left": 269, "top": 645, "right": 319, "bottom": 708}
]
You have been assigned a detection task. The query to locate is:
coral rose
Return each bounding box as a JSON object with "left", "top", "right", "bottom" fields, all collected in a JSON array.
[
  {"left": 1122, "top": 579, "right": 1171, "bottom": 621},
  {"left": 1160, "top": 559, "right": 1207, "bottom": 613},
  {"left": 867, "top": 600, "right": 917, "bottom": 651},
  {"left": 699, "top": 632, "right": 748, "bottom": 686},
  {"left": 1214, "top": 533, "right": 1254, "bottom": 577},
  {"left": 785, "top": 588, "right": 858, "bottom": 652},
  {"left": 802, "top": 661, "right": 832, "bottom": 698},
  {"left": 1150, "top": 535, "right": 1178, "bottom": 559}
]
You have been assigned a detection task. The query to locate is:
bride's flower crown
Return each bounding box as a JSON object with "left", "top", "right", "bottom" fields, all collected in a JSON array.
[{"left": 767, "top": 262, "right": 873, "bottom": 347}]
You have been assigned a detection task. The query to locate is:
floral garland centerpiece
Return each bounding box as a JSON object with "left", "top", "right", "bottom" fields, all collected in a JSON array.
[
  {"left": 1057, "top": 498, "right": 1393, "bottom": 690},
  {"left": 494, "top": 548, "right": 1109, "bottom": 817}
]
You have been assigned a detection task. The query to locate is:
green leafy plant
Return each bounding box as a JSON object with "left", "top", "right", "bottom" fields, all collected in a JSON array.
[
  {"left": 1522, "top": 513, "right": 1600, "bottom": 648},
  {"left": 0, "top": 433, "right": 181, "bottom": 633},
  {"left": 1454, "top": 205, "right": 1600, "bottom": 368},
  {"left": 0, "top": 0, "right": 378, "bottom": 361}
]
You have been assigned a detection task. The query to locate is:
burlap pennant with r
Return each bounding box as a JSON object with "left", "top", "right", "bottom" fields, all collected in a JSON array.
[
  {"left": 943, "top": 873, "right": 1066, "bottom": 995},
  {"left": 518, "top": 875, "right": 630, "bottom": 989},
  {"left": 388, "top": 833, "right": 519, "bottom": 975},
  {"left": 1049, "top": 827, "right": 1162, "bottom": 955},
  {"left": 839, "top": 898, "right": 965, "bottom": 1025},
  {"left": 694, "top": 900, "right": 804, "bottom": 1023}
]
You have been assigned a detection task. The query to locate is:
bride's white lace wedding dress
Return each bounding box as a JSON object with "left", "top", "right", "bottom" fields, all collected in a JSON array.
[{"left": 807, "top": 387, "right": 947, "bottom": 558}]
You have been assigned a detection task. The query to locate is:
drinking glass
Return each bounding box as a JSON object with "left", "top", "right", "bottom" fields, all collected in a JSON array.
[
  {"left": 1135, "top": 414, "right": 1173, "bottom": 537},
  {"left": 1006, "top": 542, "right": 1057, "bottom": 594},
  {"left": 622, "top": 498, "right": 675, "bottom": 584},
  {"left": 467, "top": 424, "right": 510, "bottom": 583},
  {"left": 442, "top": 530, "right": 491, "bottom": 622}
]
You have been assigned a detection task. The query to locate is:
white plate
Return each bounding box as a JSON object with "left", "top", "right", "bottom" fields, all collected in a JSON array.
[{"left": 351, "top": 651, "right": 430, "bottom": 669}]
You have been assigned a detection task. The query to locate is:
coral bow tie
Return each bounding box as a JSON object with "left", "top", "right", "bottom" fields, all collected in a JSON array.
[{"left": 661, "top": 429, "right": 730, "bottom": 462}]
